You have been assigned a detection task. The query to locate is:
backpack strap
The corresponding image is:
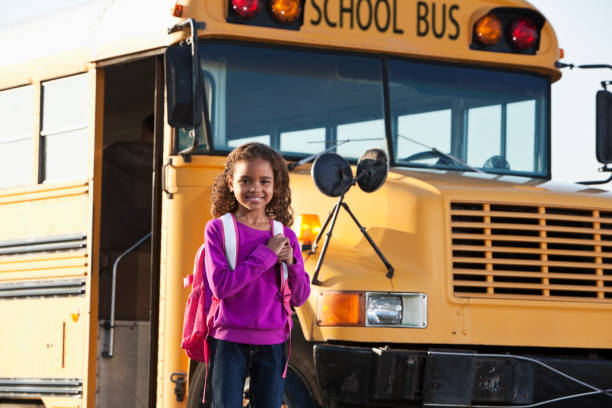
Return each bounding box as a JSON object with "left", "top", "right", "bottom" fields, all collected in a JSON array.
[
  {"left": 220, "top": 213, "right": 238, "bottom": 270},
  {"left": 273, "top": 219, "right": 293, "bottom": 378},
  {"left": 273, "top": 220, "right": 289, "bottom": 282},
  {"left": 207, "top": 214, "right": 238, "bottom": 329}
]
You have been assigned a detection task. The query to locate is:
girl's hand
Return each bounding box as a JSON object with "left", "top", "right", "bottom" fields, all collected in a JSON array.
[
  {"left": 266, "top": 234, "right": 289, "bottom": 255},
  {"left": 278, "top": 243, "right": 294, "bottom": 265}
]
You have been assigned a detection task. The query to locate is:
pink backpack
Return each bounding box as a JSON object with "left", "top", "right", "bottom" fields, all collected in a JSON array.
[
  {"left": 180, "top": 242, "right": 211, "bottom": 362},
  {"left": 181, "top": 214, "right": 292, "bottom": 365}
]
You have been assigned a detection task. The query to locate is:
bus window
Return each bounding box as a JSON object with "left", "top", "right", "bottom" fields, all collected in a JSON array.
[
  {"left": 396, "top": 110, "right": 451, "bottom": 163},
  {"left": 507, "top": 100, "right": 536, "bottom": 172},
  {"left": 41, "top": 73, "right": 89, "bottom": 182},
  {"left": 194, "top": 42, "right": 384, "bottom": 159},
  {"left": 337, "top": 119, "right": 386, "bottom": 158},
  {"left": 174, "top": 73, "right": 215, "bottom": 153},
  {"left": 467, "top": 104, "right": 502, "bottom": 167},
  {"left": 388, "top": 59, "right": 549, "bottom": 177},
  {"left": 0, "top": 85, "right": 33, "bottom": 188},
  {"left": 467, "top": 101, "right": 538, "bottom": 172},
  {"left": 280, "top": 128, "right": 325, "bottom": 154},
  {"left": 229, "top": 135, "right": 270, "bottom": 147}
]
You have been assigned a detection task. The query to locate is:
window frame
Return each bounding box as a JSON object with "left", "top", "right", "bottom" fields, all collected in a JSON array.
[
  {"left": 39, "top": 72, "right": 90, "bottom": 184},
  {"left": 0, "top": 84, "right": 36, "bottom": 189},
  {"left": 0, "top": 71, "right": 93, "bottom": 190},
  {"left": 172, "top": 40, "right": 552, "bottom": 179},
  {"left": 386, "top": 56, "right": 551, "bottom": 178}
]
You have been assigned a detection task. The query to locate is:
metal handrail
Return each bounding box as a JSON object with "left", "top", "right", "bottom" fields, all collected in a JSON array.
[{"left": 103, "top": 232, "right": 151, "bottom": 358}]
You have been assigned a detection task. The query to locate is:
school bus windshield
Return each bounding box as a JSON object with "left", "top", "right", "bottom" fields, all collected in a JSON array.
[{"left": 178, "top": 41, "right": 549, "bottom": 178}]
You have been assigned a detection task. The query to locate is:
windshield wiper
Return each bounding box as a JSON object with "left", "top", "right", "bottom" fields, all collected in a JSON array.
[
  {"left": 287, "top": 137, "right": 384, "bottom": 170},
  {"left": 397, "top": 134, "right": 483, "bottom": 173}
]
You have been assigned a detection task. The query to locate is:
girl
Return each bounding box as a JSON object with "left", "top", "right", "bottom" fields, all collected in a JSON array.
[{"left": 204, "top": 142, "right": 311, "bottom": 407}]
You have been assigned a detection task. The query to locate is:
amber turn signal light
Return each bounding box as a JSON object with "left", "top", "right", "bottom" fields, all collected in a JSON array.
[
  {"left": 171, "top": 2, "right": 183, "bottom": 17},
  {"left": 294, "top": 214, "right": 321, "bottom": 248},
  {"left": 474, "top": 13, "right": 503, "bottom": 46},
  {"left": 317, "top": 292, "right": 365, "bottom": 326},
  {"left": 270, "top": 0, "right": 302, "bottom": 23}
]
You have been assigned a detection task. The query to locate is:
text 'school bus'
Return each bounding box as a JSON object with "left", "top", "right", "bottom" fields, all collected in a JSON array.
[{"left": 0, "top": 0, "right": 611, "bottom": 407}]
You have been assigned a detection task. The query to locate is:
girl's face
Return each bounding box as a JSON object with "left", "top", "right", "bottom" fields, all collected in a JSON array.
[{"left": 228, "top": 158, "right": 275, "bottom": 214}]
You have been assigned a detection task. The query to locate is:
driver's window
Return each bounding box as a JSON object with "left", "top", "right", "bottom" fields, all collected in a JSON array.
[
  {"left": 396, "top": 109, "right": 451, "bottom": 163},
  {"left": 467, "top": 105, "right": 502, "bottom": 167}
]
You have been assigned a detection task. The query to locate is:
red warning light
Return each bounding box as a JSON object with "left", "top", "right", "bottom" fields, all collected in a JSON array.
[
  {"left": 511, "top": 17, "right": 538, "bottom": 50},
  {"left": 231, "top": 0, "right": 261, "bottom": 19}
]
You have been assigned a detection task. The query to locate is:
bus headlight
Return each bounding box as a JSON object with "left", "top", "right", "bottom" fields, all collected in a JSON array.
[
  {"left": 366, "top": 292, "right": 427, "bottom": 328},
  {"left": 367, "top": 294, "right": 402, "bottom": 325}
]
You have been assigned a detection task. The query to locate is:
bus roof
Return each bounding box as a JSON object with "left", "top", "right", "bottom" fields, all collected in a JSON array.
[
  {"left": 0, "top": 0, "right": 562, "bottom": 90},
  {"left": 0, "top": 0, "right": 175, "bottom": 89}
]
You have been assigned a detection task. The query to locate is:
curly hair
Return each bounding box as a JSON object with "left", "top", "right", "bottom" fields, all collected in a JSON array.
[{"left": 211, "top": 142, "right": 294, "bottom": 226}]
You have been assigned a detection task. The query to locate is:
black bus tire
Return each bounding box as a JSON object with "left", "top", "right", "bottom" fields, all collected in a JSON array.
[
  {"left": 284, "top": 365, "right": 318, "bottom": 408},
  {"left": 186, "top": 362, "right": 209, "bottom": 408}
]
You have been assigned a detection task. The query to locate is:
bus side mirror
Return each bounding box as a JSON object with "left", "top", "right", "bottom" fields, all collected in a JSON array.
[
  {"left": 596, "top": 89, "right": 612, "bottom": 164},
  {"left": 165, "top": 44, "right": 203, "bottom": 129}
]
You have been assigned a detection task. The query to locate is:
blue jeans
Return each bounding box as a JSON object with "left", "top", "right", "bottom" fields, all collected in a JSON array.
[{"left": 207, "top": 337, "right": 286, "bottom": 408}]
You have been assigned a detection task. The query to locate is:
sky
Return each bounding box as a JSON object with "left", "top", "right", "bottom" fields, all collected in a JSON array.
[
  {"left": 1, "top": 0, "right": 611, "bottom": 185},
  {"left": 528, "top": 0, "right": 612, "bottom": 185}
]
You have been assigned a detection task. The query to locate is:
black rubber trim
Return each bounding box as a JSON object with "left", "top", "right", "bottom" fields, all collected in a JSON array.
[
  {"left": 0, "top": 278, "right": 86, "bottom": 298},
  {"left": 0, "top": 233, "right": 86, "bottom": 255}
]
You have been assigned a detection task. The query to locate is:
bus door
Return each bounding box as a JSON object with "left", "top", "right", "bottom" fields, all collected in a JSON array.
[{"left": 95, "top": 54, "right": 163, "bottom": 408}]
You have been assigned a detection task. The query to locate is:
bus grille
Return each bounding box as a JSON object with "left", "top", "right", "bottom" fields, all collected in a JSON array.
[{"left": 450, "top": 202, "right": 612, "bottom": 302}]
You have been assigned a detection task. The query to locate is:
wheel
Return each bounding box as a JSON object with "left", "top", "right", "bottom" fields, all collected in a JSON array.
[
  {"left": 186, "top": 362, "right": 317, "bottom": 408},
  {"left": 186, "top": 362, "right": 209, "bottom": 408},
  {"left": 283, "top": 365, "right": 317, "bottom": 408}
]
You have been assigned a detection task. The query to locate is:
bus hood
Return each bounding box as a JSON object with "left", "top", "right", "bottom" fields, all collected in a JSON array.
[
  {"left": 296, "top": 167, "right": 612, "bottom": 345},
  {"left": 296, "top": 166, "right": 612, "bottom": 294},
  {"left": 391, "top": 168, "right": 612, "bottom": 200}
]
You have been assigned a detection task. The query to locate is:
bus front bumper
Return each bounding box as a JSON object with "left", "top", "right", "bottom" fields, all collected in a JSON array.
[{"left": 313, "top": 344, "right": 612, "bottom": 407}]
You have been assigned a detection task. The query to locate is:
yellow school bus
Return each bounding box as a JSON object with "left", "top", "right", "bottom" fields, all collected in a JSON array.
[{"left": 1, "top": 0, "right": 611, "bottom": 407}]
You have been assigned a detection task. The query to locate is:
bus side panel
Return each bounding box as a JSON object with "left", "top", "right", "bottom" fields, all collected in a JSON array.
[
  {"left": 0, "top": 296, "right": 87, "bottom": 378},
  {"left": 0, "top": 184, "right": 90, "bottom": 403},
  {"left": 0, "top": 184, "right": 89, "bottom": 242}
]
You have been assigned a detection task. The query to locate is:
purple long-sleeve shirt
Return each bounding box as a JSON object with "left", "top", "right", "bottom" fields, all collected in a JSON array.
[{"left": 204, "top": 217, "right": 311, "bottom": 345}]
